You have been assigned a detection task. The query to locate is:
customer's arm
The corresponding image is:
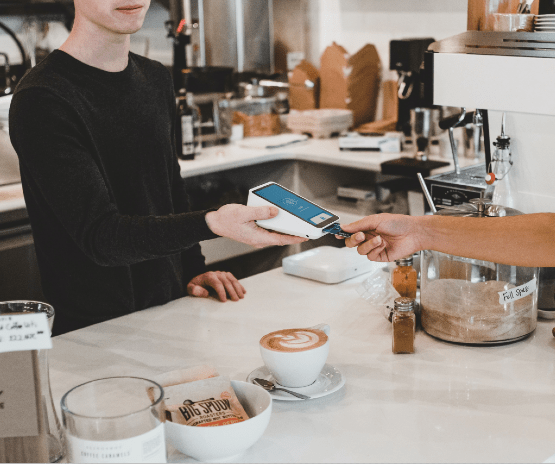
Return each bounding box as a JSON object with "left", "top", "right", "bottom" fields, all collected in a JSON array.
[{"left": 341, "top": 213, "right": 555, "bottom": 267}]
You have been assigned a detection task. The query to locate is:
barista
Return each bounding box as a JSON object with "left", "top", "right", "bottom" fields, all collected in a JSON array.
[
  {"left": 9, "top": 0, "right": 305, "bottom": 335},
  {"left": 340, "top": 213, "right": 555, "bottom": 267}
]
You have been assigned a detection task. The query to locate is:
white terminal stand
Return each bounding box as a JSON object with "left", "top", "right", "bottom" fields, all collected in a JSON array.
[{"left": 247, "top": 182, "right": 340, "bottom": 239}]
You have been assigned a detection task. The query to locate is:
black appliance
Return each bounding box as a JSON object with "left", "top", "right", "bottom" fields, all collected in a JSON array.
[
  {"left": 389, "top": 37, "right": 435, "bottom": 136},
  {"left": 539, "top": 0, "right": 555, "bottom": 14}
]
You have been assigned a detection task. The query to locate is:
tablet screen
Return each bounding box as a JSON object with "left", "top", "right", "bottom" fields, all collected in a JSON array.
[{"left": 253, "top": 183, "right": 338, "bottom": 228}]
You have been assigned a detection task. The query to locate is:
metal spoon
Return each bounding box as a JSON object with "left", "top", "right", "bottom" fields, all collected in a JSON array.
[{"left": 252, "top": 378, "right": 311, "bottom": 400}]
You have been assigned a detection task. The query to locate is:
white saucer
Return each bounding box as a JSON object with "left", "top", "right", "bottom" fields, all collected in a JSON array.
[{"left": 246, "top": 364, "right": 345, "bottom": 401}]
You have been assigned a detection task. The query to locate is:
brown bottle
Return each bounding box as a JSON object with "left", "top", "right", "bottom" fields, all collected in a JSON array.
[
  {"left": 392, "top": 255, "right": 417, "bottom": 299},
  {"left": 392, "top": 297, "right": 416, "bottom": 354}
]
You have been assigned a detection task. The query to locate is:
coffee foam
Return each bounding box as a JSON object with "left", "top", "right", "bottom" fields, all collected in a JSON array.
[{"left": 260, "top": 328, "right": 328, "bottom": 352}]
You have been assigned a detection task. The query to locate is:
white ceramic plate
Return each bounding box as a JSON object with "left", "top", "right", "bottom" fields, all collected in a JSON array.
[{"left": 246, "top": 363, "right": 345, "bottom": 401}]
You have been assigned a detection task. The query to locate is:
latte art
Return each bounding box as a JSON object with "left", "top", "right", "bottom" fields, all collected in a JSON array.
[{"left": 260, "top": 328, "right": 328, "bottom": 352}]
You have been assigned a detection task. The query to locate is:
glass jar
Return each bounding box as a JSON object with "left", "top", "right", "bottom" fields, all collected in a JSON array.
[
  {"left": 392, "top": 256, "right": 418, "bottom": 299},
  {"left": 392, "top": 297, "right": 416, "bottom": 354},
  {"left": 0, "top": 301, "right": 64, "bottom": 462},
  {"left": 420, "top": 199, "right": 539, "bottom": 345},
  {"left": 61, "top": 377, "right": 166, "bottom": 463}
]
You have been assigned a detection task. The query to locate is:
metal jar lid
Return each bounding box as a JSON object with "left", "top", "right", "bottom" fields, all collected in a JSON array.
[
  {"left": 434, "top": 198, "right": 523, "bottom": 218},
  {"left": 394, "top": 297, "right": 415, "bottom": 312},
  {"left": 395, "top": 255, "right": 414, "bottom": 267}
]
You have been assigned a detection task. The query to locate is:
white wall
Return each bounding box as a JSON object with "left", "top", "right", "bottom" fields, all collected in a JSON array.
[
  {"left": 308, "top": 0, "right": 468, "bottom": 80},
  {"left": 129, "top": 2, "right": 172, "bottom": 65}
]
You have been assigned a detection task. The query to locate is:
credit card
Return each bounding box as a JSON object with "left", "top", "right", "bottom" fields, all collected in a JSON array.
[{"left": 322, "top": 223, "right": 353, "bottom": 238}]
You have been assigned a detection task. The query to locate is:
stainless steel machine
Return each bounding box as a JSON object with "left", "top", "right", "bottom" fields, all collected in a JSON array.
[
  {"left": 425, "top": 30, "right": 555, "bottom": 318},
  {"left": 168, "top": 0, "right": 274, "bottom": 73}
]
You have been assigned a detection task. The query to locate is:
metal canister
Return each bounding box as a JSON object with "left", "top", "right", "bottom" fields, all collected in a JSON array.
[{"left": 420, "top": 198, "right": 539, "bottom": 344}]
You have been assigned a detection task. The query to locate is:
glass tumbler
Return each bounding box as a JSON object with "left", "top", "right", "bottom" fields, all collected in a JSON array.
[
  {"left": 0, "top": 301, "right": 64, "bottom": 463},
  {"left": 61, "top": 377, "right": 166, "bottom": 463}
]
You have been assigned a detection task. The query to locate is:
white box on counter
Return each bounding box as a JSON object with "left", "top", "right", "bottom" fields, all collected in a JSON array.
[{"left": 282, "top": 246, "right": 386, "bottom": 284}]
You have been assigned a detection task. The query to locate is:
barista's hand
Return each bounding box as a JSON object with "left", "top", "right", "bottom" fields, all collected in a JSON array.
[
  {"left": 187, "top": 271, "right": 246, "bottom": 302},
  {"left": 205, "top": 204, "right": 308, "bottom": 248},
  {"left": 339, "top": 214, "right": 424, "bottom": 262}
]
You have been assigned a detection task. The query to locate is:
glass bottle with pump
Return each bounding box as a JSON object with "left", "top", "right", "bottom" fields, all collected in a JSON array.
[
  {"left": 392, "top": 255, "right": 417, "bottom": 299},
  {"left": 176, "top": 89, "right": 195, "bottom": 160},
  {"left": 392, "top": 297, "right": 416, "bottom": 354}
]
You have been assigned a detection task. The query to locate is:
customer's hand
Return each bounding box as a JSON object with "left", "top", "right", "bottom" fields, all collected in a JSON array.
[
  {"left": 205, "top": 204, "right": 308, "bottom": 248},
  {"left": 340, "top": 214, "right": 424, "bottom": 262},
  {"left": 187, "top": 271, "right": 246, "bottom": 302}
]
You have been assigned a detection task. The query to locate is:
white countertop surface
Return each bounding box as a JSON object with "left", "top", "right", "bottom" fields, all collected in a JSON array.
[
  {"left": 49, "top": 266, "right": 555, "bottom": 463},
  {"left": 0, "top": 137, "right": 477, "bottom": 213},
  {"left": 178, "top": 138, "right": 474, "bottom": 178}
]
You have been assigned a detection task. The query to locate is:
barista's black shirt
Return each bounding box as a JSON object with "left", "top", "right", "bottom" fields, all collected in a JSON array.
[{"left": 9, "top": 50, "right": 218, "bottom": 335}]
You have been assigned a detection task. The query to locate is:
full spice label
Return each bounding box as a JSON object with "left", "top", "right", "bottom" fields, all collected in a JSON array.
[{"left": 498, "top": 278, "right": 537, "bottom": 305}]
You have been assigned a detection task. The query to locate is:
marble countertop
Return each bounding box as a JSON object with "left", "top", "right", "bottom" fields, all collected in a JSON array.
[
  {"left": 178, "top": 138, "right": 474, "bottom": 178},
  {"left": 49, "top": 267, "right": 555, "bottom": 463},
  {"left": 0, "top": 137, "right": 476, "bottom": 213}
]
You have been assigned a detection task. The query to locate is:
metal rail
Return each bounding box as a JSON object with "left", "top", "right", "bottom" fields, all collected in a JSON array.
[{"left": 429, "top": 31, "right": 555, "bottom": 58}]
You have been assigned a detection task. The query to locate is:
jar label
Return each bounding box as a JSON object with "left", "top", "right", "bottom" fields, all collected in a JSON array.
[
  {"left": 498, "top": 277, "right": 537, "bottom": 305},
  {"left": 67, "top": 422, "right": 166, "bottom": 463},
  {"left": 0, "top": 313, "right": 52, "bottom": 353}
]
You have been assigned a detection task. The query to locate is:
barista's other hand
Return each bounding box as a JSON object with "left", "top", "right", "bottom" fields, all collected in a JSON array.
[
  {"left": 187, "top": 271, "right": 246, "bottom": 302},
  {"left": 205, "top": 204, "right": 308, "bottom": 248},
  {"left": 339, "top": 214, "right": 423, "bottom": 262}
]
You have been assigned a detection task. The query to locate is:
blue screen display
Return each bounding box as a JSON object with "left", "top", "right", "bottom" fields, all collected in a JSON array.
[{"left": 255, "top": 184, "right": 334, "bottom": 225}]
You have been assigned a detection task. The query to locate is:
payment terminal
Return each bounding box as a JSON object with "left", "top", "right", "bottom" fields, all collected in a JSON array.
[{"left": 247, "top": 182, "right": 352, "bottom": 239}]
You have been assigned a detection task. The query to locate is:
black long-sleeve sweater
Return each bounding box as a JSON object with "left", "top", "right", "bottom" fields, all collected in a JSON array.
[{"left": 9, "top": 50, "right": 218, "bottom": 335}]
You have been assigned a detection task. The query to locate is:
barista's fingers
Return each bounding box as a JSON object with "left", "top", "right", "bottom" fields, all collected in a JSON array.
[
  {"left": 205, "top": 273, "right": 228, "bottom": 302},
  {"left": 218, "top": 273, "right": 240, "bottom": 301},
  {"left": 344, "top": 232, "right": 366, "bottom": 248},
  {"left": 244, "top": 205, "right": 279, "bottom": 222},
  {"left": 252, "top": 228, "right": 307, "bottom": 247},
  {"left": 226, "top": 272, "right": 247, "bottom": 298},
  {"left": 187, "top": 283, "right": 210, "bottom": 298},
  {"left": 356, "top": 235, "right": 383, "bottom": 255}
]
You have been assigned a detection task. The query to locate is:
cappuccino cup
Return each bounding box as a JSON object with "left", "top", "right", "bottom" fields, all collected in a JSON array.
[{"left": 259, "top": 324, "right": 330, "bottom": 388}]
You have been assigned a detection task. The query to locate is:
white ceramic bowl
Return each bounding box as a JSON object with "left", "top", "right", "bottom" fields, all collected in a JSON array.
[{"left": 165, "top": 380, "right": 272, "bottom": 462}]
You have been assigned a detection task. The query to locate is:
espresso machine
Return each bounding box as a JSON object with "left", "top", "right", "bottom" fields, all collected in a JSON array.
[
  {"left": 424, "top": 29, "right": 555, "bottom": 318},
  {"left": 389, "top": 37, "right": 435, "bottom": 137}
]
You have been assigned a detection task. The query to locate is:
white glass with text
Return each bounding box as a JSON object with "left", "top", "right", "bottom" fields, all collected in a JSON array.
[{"left": 61, "top": 377, "right": 166, "bottom": 463}]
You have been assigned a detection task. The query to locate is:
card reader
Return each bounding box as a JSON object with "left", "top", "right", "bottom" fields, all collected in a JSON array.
[{"left": 247, "top": 182, "right": 352, "bottom": 239}]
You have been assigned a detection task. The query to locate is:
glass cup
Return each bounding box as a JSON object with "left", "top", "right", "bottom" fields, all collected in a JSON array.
[
  {"left": 0, "top": 301, "right": 64, "bottom": 463},
  {"left": 61, "top": 377, "right": 166, "bottom": 463}
]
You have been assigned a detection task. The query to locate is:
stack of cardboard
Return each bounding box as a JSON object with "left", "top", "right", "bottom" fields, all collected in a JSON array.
[
  {"left": 320, "top": 42, "right": 382, "bottom": 128},
  {"left": 288, "top": 42, "right": 387, "bottom": 131},
  {"left": 288, "top": 60, "right": 320, "bottom": 111}
]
